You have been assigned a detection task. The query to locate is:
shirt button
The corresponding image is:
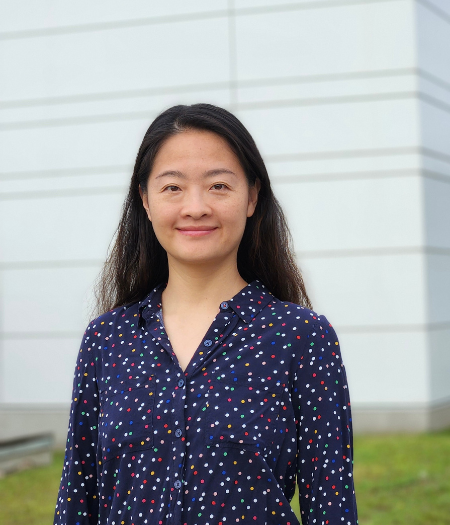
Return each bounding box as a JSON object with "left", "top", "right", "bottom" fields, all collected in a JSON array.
[
  {"left": 177, "top": 379, "right": 185, "bottom": 388},
  {"left": 175, "top": 428, "right": 183, "bottom": 438},
  {"left": 174, "top": 480, "right": 182, "bottom": 489},
  {"left": 220, "top": 301, "right": 229, "bottom": 310},
  {"left": 203, "top": 339, "right": 213, "bottom": 347}
]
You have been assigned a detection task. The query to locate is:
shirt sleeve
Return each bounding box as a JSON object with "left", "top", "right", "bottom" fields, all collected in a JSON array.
[
  {"left": 54, "top": 322, "right": 100, "bottom": 525},
  {"left": 292, "top": 316, "right": 358, "bottom": 525}
]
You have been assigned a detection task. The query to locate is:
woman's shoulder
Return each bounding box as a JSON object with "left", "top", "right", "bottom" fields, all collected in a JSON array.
[
  {"left": 83, "top": 300, "right": 143, "bottom": 339},
  {"left": 267, "top": 294, "right": 332, "bottom": 328},
  {"left": 75, "top": 301, "right": 144, "bottom": 375},
  {"left": 263, "top": 294, "right": 339, "bottom": 347}
]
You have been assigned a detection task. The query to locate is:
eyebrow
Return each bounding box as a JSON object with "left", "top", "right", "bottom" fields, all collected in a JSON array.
[{"left": 155, "top": 168, "right": 236, "bottom": 179}]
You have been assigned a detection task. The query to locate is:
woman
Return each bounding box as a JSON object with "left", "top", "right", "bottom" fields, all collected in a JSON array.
[{"left": 54, "top": 103, "right": 358, "bottom": 525}]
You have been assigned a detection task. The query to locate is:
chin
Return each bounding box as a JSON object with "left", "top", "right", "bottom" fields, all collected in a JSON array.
[
  {"left": 178, "top": 254, "right": 222, "bottom": 265},
  {"left": 169, "top": 249, "right": 234, "bottom": 267}
]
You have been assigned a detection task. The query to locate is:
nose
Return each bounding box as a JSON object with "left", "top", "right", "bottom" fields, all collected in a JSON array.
[{"left": 181, "top": 188, "right": 212, "bottom": 219}]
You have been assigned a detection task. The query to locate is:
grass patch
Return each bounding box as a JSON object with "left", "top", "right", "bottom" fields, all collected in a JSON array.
[
  {"left": 0, "top": 451, "right": 65, "bottom": 525},
  {"left": 353, "top": 429, "right": 450, "bottom": 525},
  {"left": 1, "top": 430, "right": 449, "bottom": 524}
]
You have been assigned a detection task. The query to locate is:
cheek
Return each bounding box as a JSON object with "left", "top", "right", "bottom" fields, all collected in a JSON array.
[
  {"left": 231, "top": 194, "right": 253, "bottom": 219},
  {"left": 224, "top": 200, "right": 251, "bottom": 236},
  {"left": 147, "top": 198, "right": 171, "bottom": 224}
]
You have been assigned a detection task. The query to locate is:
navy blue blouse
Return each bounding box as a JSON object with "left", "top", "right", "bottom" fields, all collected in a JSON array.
[{"left": 54, "top": 280, "right": 358, "bottom": 525}]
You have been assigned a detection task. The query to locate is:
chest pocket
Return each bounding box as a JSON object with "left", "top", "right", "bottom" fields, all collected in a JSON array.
[
  {"left": 204, "top": 376, "right": 283, "bottom": 452},
  {"left": 99, "top": 374, "right": 156, "bottom": 463}
]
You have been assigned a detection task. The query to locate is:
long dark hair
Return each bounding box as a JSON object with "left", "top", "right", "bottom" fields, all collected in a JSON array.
[{"left": 94, "top": 103, "right": 311, "bottom": 315}]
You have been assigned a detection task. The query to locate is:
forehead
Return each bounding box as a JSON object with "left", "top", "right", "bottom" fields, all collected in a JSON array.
[{"left": 151, "top": 130, "right": 242, "bottom": 171}]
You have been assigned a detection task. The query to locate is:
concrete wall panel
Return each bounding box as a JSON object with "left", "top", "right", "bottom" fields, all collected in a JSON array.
[
  {"left": 274, "top": 175, "right": 424, "bottom": 252},
  {"left": 417, "top": 1, "right": 450, "bottom": 86},
  {"left": 236, "top": 98, "right": 420, "bottom": 160},
  {"left": 266, "top": 153, "right": 423, "bottom": 180},
  {"left": 0, "top": 0, "right": 228, "bottom": 32},
  {"left": 0, "top": 17, "right": 230, "bottom": 100},
  {"left": 1, "top": 266, "right": 99, "bottom": 334},
  {"left": 420, "top": 0, "right": 450, "bottom": 18},
  {"left": 2, "top": 337, "right": 81, "bottom": 404},
  {"left": 423, "top": 177, "right": 450, "bottom": 250},
  {"left": 237, "top": 73, "right": 417, "bottom": 105},
  {"left": 425, "top": 254, "right": 450, "bottom": 324},
  {"left": 0, "top": 88, "right": 231, "bottom": 126},
  {"left": 428, "top": 327, "right": 450, "bottom": 403},
  {"left": 0, "top": 119, "right": 150, "bottom": 172},
  {"left": 300, "top": 253, "right": 427, "bottom": 328},
  {"left": 421, "top": 102, "right": 450, "bottom": 159},
  {"left": 339, "top": 329, "right": 429, "bottom": 405},
  {"left": 235, "top": 2, "right": 415, "bottom": 81},
  {"left": 0, "top": 192, "right": 125, "bottom": 263}
]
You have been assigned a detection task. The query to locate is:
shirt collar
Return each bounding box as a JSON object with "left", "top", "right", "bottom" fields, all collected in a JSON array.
[
  {"left": 227, "top": 280, "right": 272, "bottom": 323},
  {"left": 138, "top": 279, "right": 273, "bottom": 325},
  {"left": 138, "top": 283, "right": 165, "bottom": 324}
]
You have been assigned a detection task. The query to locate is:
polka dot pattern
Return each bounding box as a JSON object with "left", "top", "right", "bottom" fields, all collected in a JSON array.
[{"left": 54, "top": 280, "right": 358, "bottom": 524}]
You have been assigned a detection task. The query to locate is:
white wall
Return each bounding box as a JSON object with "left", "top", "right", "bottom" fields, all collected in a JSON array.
[
  {"left": 417, "top": 0, "right": 450, "bottom": 409},
  {"left": 0, "top": 0, "right": 449, "bottom": 441}
]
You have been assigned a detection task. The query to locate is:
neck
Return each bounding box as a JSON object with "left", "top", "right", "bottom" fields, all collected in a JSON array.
[{"left": 162, "top": 256, "right": 247, "bottom": 314}]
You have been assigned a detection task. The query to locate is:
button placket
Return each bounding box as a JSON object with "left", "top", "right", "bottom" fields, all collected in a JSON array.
[
  {"left": 186, "top": 311, "right": 240, "bottom": 377},
  {"left": 170, "top": 373, "right": 187, "bottom": 506}
]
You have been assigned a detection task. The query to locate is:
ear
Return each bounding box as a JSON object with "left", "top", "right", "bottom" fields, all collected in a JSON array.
[
  {"left": 247, "top": 178, "right": 260, "bottom": 218},
  {"left": 139, "top": 185, "right": 152, "bottom": 222}
]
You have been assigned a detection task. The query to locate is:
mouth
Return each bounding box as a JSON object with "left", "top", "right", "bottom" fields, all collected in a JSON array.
[{"left": 176, "top": 226, "right": 218, "bottom": 237}]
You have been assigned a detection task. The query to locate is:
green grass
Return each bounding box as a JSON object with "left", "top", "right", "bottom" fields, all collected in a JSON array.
[
  {"left": 1, "top": 430, "right": 450, "bottom": 525},
  {"left": 352, "top": 429, "right": 450, "bottom": 525},
  {"left": 0, "top": 451, "right": 65, "bottom": 525}
]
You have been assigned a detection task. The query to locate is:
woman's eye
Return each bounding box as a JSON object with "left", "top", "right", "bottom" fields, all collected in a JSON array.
[
  {"left": 211, "top": 183, "right": 227, "bottom": 191},
  {"left": 164, "top": 185, "right": 180, "bottom": 192}
]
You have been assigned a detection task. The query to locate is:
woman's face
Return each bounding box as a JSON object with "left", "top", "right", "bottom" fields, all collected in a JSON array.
[{"left": 140, "top": 129, "right": 259, "bottom": 270}]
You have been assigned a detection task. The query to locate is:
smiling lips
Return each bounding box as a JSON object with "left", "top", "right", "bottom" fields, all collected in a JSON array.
[{"left": 177, "top": 226, "right": 218, "bottom": 237}]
